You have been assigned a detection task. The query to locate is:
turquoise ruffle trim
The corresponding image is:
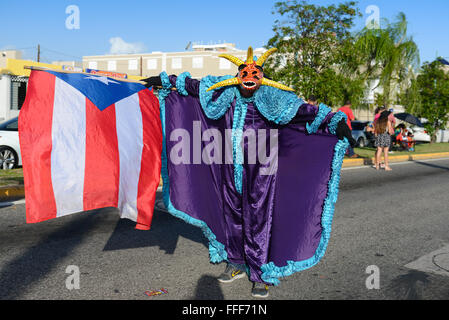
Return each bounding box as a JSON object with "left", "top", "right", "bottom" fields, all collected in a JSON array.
[
  {"left": 260, "top": 137, "right": 350, "bottom": 285},
  {"left": 198, "top": 75, "right": 236, "bottom": 120},
  {"left": 306, "top": 103, "right": 332, "bottom": 134},
  {"left": 328, "top": 111, "right": 348, "bottom": 135},
  {"left": 254, "top": 86, "right": 304, "bottom": 125},
  {"left": 175, "top": 72, "right": 191, "bottom": 96},
  {"left": 158, "top": 80, "right": 228, "bottom": 264},
  {"left": 231, "top": 95, "right": 249, "bottom": 194},
  {"left": 160, "top": 71, "right": 171, "bottom": 90}
]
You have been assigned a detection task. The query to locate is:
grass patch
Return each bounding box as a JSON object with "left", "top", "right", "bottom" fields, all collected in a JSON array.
[
  {"left": 354, "top": 143, "right": 449, "bottom": 159},
  {"left": 0, "top": 168, "right": 24, "bottom": 187}
]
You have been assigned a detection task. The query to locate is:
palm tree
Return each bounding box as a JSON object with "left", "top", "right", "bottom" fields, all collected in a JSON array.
[{"left": 355, "top": 12, "right": 420, "bottom": 107}]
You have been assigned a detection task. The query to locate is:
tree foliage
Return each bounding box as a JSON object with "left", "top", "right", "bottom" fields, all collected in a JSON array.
[
  {"left": 406, "top": 60, "right": 449, "bottom": 142},
  {"left": 265, "top": 1, "right": 421, "bottom": 114},
  {"left": 265, "top": 0, "right": 364, "bottom": 107},
  {"left": 355, "top": 12, "right": 420, "bottom": 106}
]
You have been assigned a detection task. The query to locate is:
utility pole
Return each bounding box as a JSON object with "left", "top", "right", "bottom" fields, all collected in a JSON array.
[{"left": 37, "top": 44, "right": 40, "bottom": 62}]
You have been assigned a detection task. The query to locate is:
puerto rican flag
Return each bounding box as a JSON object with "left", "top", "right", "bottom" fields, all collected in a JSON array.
[{"left": 19, "top": 70, "right": 162, "bottom": 230}]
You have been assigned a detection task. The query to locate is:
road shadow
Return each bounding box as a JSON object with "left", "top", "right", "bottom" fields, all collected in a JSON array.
[
  {"left": 0, "top": 212, "right": 103, "bottom": 299},
  {"left": 387, "top": 270, "right": 430, "bottom": 300},
  {"left": 414, "top": 160, "right": 449, "bottom": 171},
  {"left": 103, "top": 195, "right": 208, "bottom": 254},
  {"left": 193, "top": 275, "right": 225, "bottom": 300}
]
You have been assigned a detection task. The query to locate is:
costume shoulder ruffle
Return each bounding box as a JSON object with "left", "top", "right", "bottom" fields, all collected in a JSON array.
[{"left": 197, "top": 75, "right": 304, "bottom": 125}]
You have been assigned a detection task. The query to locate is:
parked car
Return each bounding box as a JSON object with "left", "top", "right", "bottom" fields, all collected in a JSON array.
[
  {"left": 351, "top": 121, "right": 374, "bottom": 148},
  {"left": 0, "top": 117, "right": 21, "bottom": 169}
]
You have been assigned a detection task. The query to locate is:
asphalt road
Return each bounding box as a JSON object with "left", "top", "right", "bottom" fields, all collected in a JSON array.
[{"left": 1, "top": 159, "right": 449, "bottom": 301}]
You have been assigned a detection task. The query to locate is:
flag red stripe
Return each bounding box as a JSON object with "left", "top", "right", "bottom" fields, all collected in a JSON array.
[
  {"left": 83, "top": 99, "right": 120, "bottom": 211},
  {"left": 136, "top": 89, "right": 162, "bottom": 230},
  {"left": 19, "top": 70, "right": 57, "bottom": 223}
]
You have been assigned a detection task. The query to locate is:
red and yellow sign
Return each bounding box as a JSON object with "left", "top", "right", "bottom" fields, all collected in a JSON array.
[{"left": 85, "top": 68, "right": 128, "bottom": 79}]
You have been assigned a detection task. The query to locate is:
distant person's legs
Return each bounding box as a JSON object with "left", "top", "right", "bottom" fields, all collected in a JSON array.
[
  {"left": 375, "top": 147, "right": 382, "bottom": 170},
  {"left": 389, "top": 135, "right": 395, "bottom": 152},
  {"left": 383, "top": 147, "right": 392, "bottom": 171}
]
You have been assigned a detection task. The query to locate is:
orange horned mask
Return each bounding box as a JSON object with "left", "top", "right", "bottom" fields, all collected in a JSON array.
[{"left": 207, "top": 47, "right": 294, "bottom": 93}]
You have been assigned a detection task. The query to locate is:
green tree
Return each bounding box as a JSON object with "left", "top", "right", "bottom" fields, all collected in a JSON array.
[
  {"left": 355, "top": 12, "right": 420, "bottom": 107},
  {"left": 409, "top": 59, "right": 449, "bottom": 142},
  {"left": 265, "top": 0, "right": 364, "bottom": 108}
]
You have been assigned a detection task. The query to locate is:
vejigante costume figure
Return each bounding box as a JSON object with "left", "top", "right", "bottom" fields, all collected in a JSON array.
[{"left": 142, "top": 47, "right": 355, "bottom": 298}]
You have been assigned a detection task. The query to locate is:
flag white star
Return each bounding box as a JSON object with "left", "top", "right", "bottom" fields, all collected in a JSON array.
[{"left": 85, "top": 75, "right": 120, "bottom": 85}]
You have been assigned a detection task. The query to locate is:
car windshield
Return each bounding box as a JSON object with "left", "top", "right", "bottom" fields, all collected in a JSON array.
[{"left": 0, "top": 117, "right": 19, "bottom": 131}]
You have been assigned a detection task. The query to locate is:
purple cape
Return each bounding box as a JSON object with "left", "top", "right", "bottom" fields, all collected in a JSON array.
[{"left": 158, "top": 73, "right": 349, "bottom": 285}]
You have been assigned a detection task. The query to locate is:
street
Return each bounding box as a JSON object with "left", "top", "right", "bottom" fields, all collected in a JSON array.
[{"left": 1, "top": 159, "right": 449, "bottom": 300}]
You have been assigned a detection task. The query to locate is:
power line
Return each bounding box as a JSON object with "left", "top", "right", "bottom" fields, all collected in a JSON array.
[{"left": 39, "top": 46, "right": 83, "bottom": 60}]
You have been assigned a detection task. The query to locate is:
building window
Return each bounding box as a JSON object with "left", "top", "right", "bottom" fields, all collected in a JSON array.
[
  {"left": 88, "top": 61, "right": 98, "bottom": 69},
  {"left": 219, "top": 59, "right": 231, "bottom": 70},
  {"left": 10, "top": 78, "right": 27, "bottom": 111},
  {"left": 128, "top": 59, "right": 138, "bottom": 70},
  {"left": 108, "top": 61, "right": 117, "bottom": 71},
  {"left": 172, "top": 58, "right": 182, "bottom": 69},
  {"left": 147, "top": 59, "right": 157, "bottom": 70},
  {"left": 192, "top": 57, "right": 203, "bottom": 69}
]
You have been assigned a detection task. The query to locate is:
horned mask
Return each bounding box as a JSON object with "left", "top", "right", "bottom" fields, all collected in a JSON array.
[{"left": 207, "top": 47, "right": 294, "bottom": 93}]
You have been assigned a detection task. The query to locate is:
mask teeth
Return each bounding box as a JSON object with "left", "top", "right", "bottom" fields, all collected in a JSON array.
[
  {"left": 207, "top": 77, "right": 242, "bottom": 92},
  {"left": 246, "top": 47, "right": 254, "bottom": 64},
  {"left": 256, "top": 48, "right": 278, "bottom": 67},
  {"left": 261, "top": 78, "right": 295, "bottom": 92}
]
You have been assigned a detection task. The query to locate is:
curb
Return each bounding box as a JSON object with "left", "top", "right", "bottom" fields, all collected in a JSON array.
[
  {"left": 0, "top": 185, "right": 25, "bottom": 202},
  {"left": 342, "top": 152, "right": 449, "bottom": 168},
  {"left": 0, "top": 178, "right": 163, "bottom": 203}
]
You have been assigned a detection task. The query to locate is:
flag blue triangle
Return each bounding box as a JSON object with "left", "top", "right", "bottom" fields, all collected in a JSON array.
[{"left": 46, "top": 70, "right": 147, "bottom": 111}]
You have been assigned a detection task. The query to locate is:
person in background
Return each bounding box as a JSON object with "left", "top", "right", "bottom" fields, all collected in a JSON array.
[
  {"left": 365, "top": 120, "right": 375, "bottom": 142},
  {"left": 374, "top": 115, "right": 393, "bottom": 171},
  {"left": 367, "top": 107, "right": 382, "bottom": 134},
  {"left": 371, "top": 107, "right": 385, "bottom": 168},
  {"left": 338, "top": 100, "right": 358, "bottom": 158},
  {"left": 406, "top": 131, "right": 416, "bottom": 152},
  {"left": 307, "top": 95, "right": 318, "bottom": 106},
  {"left": 394, "top": 124, "right": 408, "bottom": 151},
  {"left": 386, "top": 108, "right": 396, "bottom": 152},
  {"left": 388, "top": 109, "right": 396, "bottom": 134},
  {"left": 374, "top": 106, "right": 385, "bottom": 123}
]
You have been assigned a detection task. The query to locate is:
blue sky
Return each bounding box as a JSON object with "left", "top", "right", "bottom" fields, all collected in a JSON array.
[{"left": 0, "top": 0, "right": 448, "bottom": 65}]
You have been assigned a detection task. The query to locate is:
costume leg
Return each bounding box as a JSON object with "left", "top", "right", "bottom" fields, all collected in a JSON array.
[
  {"left": 241, "top": 148, "right": 277, "bottom": 284},
  {"left": 222, "top": 162, "right": 245, "bottom": 265}
]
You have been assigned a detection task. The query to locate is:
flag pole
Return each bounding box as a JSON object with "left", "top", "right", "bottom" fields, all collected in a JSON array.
[{"left": 23, "top": 66, "right": 177, "bottom": 90}]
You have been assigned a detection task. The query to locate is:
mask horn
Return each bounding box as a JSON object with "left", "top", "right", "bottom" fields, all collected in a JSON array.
[
  {"left": 256, "top": 48, "right": 278, "bottom": 67},
  {"left": 218, "top": 54, "right": 244, "bottom": 67},
  {"left": 207, "top": 77, "right": 242, "bottom": 92},
  {"left": 261, "top": 78, "right": 295, "bottom": 92},
  {"left": 246, "top": 47, "right": 254, "bottom": 64}
]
